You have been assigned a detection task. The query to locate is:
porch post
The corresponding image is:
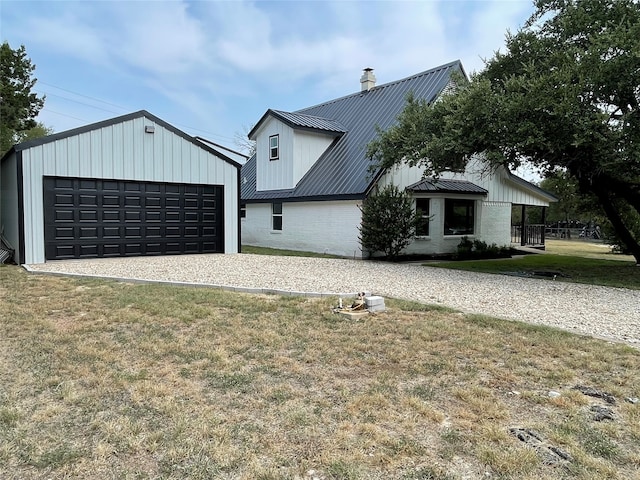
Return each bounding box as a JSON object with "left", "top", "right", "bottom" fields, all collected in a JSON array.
[
  {"left": 541, "top": 206, "right": 547, "bottom": 246},
  {"left": 520, "top": 205, "right": 526, "bottom": 246}
]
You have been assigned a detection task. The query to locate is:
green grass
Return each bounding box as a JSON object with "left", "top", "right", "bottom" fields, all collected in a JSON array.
[
  {"left": 428, "top": 246, "right": 639, "bottom": 290},
  {"left": 1, "top": 264, "right": 639, "bottom": 479}
]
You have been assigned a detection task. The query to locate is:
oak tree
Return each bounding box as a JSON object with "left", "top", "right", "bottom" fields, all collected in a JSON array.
[{"left": 368, "top": 0, "right": 640, "bottom": 263}]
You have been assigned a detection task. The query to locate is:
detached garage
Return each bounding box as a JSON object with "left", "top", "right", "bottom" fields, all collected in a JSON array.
[{"left": 0, "top": 110, "right": 241, "bottom": 264}]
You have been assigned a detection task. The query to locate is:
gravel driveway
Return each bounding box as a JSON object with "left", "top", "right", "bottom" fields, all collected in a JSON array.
[{"left": 26, "top": 253, "right": 640, "bottom": 348}]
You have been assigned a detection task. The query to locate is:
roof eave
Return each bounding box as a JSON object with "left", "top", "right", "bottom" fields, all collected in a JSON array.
[{"left": 505, "top": 171, "right": 558, "bottom": 202}]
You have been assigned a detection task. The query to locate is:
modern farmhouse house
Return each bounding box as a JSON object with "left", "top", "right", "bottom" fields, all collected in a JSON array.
[
  {"left": 240, "top": 61, "right": 556, "bottom": 258},
  {"left": 1, "top": 111, "right": 241, "bottom": 265}
]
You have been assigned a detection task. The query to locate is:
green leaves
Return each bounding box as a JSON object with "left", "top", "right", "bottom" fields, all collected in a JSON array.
[
  {"left": 358, "top": 185, "right": 420, "bottom": 260},
  {"left": 0, "top": 42, "right": 46, "bottom": 155},
  {"left": 366, "top": 0, "right": 640, "bottom": 262}
]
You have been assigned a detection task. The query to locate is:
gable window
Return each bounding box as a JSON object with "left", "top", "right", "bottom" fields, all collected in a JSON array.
[
  {"left": 416, "top": 198, "right": 430, "bottom": 236},
  {"left": 444, "top": 199, "right": 475, "bottom": 235},
  {"left": 272, "top": 202, "right": 282, "bottom": 230},
  {"left": 269, "top": 135, "right": 279, "bottom": 161}
]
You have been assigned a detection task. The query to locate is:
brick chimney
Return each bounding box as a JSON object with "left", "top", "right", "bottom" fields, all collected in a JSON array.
[{"left": 360, "top": 67, "right": 376, "bottom": 92}]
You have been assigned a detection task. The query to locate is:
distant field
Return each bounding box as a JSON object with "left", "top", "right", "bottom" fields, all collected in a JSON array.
[{"left": 544, "top": 239, "right": 635, "bottom": 262}]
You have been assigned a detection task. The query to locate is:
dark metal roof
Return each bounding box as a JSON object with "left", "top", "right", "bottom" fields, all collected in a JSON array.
[
  {"left": 271, "top": 110, "right": 347, "bottom": 134},
  {"left": 248, "top": 109, "right": 347, "bottom": 138},
  {"left": 242, "top": 60, "right": 465, "bottom": 201},
  {"left": 1, "top": 110, "right": 242, "bottom": 170},
  {"left": 407, "top": 178, "right": 488, "bottom": 195}
]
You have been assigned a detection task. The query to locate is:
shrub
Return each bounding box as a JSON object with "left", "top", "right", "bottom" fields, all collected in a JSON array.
[
  {"left": 359, "top": 185, "right": 421, "bottom": 261},
  {"left": 454, "top": 236, "right": 511, "bottom": 260}
]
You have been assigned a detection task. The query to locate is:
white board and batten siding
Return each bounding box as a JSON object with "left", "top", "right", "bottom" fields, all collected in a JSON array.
[
  {"left": 255, "top": 117, "right": 334, "bottom": 192},
  {"left": 242, "top": 201, "right": 363, "bottom": 258},
  {"left": 377, "top": 157, "right": 539, "bottom": 254},
  {"left": 18, "top": 115, "right": 239, "bottom": 264}
]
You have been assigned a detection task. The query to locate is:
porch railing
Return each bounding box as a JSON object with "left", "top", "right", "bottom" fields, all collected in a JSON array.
[{"left": 511, "top": 224, "right": 545, "bottom": 247}]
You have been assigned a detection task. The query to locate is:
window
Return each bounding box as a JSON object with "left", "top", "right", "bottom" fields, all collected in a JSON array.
[
  {"left": 415, "top": 198, "right": 430, "bottom": 236},
  {"left": 240, "top": 203, "right": 246, "bottom": 219},
  {"left": 269, "top": 135, "right": 279, "bottom": 160},
  {"left": 272, "top": 202, "right": 282, "bottom": 230},
  {"left": 444, "top": 199, "right": 475, "bottom": 235}
]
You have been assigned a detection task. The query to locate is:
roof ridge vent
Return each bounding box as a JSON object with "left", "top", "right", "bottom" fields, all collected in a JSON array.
[{"left": 360, "top": 67, "right": 376, "bottom": 92}]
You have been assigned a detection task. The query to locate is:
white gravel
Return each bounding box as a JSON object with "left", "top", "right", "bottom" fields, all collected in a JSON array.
[{"left": 26, "top": 253, "right": 640, "bottom": 348}]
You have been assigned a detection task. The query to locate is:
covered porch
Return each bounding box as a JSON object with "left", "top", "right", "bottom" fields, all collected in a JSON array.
[{"left": 511, "top": 204, "right": 547, "bottom": 249}]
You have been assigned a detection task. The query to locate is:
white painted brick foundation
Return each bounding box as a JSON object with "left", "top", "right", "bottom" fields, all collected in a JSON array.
[{"left": 242, "top": 200, "right": 364, "bottom": 258}]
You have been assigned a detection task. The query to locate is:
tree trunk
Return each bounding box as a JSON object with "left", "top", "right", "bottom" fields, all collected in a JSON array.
[{"left": 594, "top": 188, "right": 640, "bottom": 265}]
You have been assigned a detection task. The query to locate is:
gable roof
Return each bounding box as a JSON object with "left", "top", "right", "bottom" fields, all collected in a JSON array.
[
  {"left": 407, "top": 178, "right": 488, "bottom": 195},
  {"left": 242, "top": 60, "right": 465, "bottom": 201},
  {"left": 249, "top": 110, "right": 347, "bottom": 137},
  {"left": 1, "top": 110, "right": 242, "bottom": 169},
  {"left": 195, "top": 136, "right": 249, "bottom": 165}
]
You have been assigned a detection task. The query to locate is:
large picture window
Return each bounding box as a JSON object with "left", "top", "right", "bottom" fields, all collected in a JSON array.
[
  {"left": 416, "top": 198, "right": 430, "bottom": 236},
  {"left": 272, "top": 202, "right": 282, "bottom": 230},
  {"left": 269, "top": 135, "right": 279, "bottom": 160},
  {"left": 444, "top": 199, "right": 475, "bottom": 235}
]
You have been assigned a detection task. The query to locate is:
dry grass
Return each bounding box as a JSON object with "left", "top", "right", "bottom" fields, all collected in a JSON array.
[
  {"left": 544, "top": 239, "right": 636, "bottom": 262},
  {"left": 1, "top": 264, "right": 639, "bottom": 480}
]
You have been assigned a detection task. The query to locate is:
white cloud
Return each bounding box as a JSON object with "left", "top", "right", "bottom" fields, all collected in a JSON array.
[
  {"left": 3, "top": 0, "right": 536, "bottom": 143},
  {"left": 20, "top": 10, "right": 112, "bottom": 67},
  {"left": 114, "top": 3, "right": 210, "bottom": 76}
]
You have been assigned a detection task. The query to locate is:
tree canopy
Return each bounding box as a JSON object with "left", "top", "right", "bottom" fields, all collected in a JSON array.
[
  {"left": 1, "top": 42, "right": 46, "bottom": 156},
  {"left": 368, "top": 0, "right": 640, "bottom": 263}
]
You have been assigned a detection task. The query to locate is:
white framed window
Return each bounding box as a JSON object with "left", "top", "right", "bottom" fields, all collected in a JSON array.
[
  {"left": 240, "top": 203, "right": 246, "bottom": 219},
  {"left": 416, "top": 198, "right": 430, "bottom": 236},
  {"left": 269, "top": 135, "right": 279, "bottom": 161},
  {"left": 444, "top": 199, "right": 475, "bottom": 235},
  {"left": 272, "top": 202, "right": 282, "bottom": 230}
]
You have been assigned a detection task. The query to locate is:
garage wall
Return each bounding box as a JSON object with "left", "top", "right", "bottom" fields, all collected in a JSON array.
[
  {"left": 19, "top": 115, "right": 239, "bottom": 264},
  {"left": 0, "top": 152, "right": 20, "bottom": 258}
]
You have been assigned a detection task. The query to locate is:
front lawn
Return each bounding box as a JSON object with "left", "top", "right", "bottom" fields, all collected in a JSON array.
[
  {"left": 429, "top": 241, "right": 639, "bottom": 290},
  {"left": 1, "top": 265, "right": 639, "bottom": 479}
]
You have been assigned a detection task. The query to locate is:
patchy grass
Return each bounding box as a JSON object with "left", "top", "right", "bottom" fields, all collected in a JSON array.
[
  {"left": 429, "top": 240, "right": 639, "bottom": 290},
  {"left": 1, "top": 264, "right": 639, "bottom": 479}
]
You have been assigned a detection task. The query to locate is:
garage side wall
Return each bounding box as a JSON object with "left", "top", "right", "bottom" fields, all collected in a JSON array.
[
  {"left": 1, "top": 152, "right": 20, "bottom": 261},
  {"left": 20, "top": 116, "right": 238, "bottom": 264},
  {"left": 242, "top": 200, "right": 363, "bottom": 258}
]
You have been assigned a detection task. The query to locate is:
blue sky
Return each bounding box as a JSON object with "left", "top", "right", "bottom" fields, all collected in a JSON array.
[{"left": 1, "top": 0, "right": 534, "bottom": 156}]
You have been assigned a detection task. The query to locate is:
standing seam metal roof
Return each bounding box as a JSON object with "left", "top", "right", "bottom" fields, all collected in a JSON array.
[
  {"left": 270, "top": 110, "right": 347, "bottom": 133},
  {"left": 407, "top": 178, "right": 488, "bottom": 194},
  {"left": 241, "top": 60, "right": 464, "bottom": 201}
]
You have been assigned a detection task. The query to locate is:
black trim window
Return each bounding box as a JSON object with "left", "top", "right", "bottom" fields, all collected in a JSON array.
[
  {"left": 240, "top": 203, "right": 246, "bottom": 218},
  {"left": 269, "top": 134, "right": 279, "bottom": 160},
  {"left": 272, "top": 202, "right": 282, "bottom": 230},
  {"left": 416, "top": 198, "right": 430, "bottom": 236},
  {"left": 444, "top": 199, "right": 475, "bottom": 235}
]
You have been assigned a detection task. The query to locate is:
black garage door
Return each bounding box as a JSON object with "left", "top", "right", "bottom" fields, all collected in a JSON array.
[{"left": 44, "top": 177, "right": 224, "bottom": 260}]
